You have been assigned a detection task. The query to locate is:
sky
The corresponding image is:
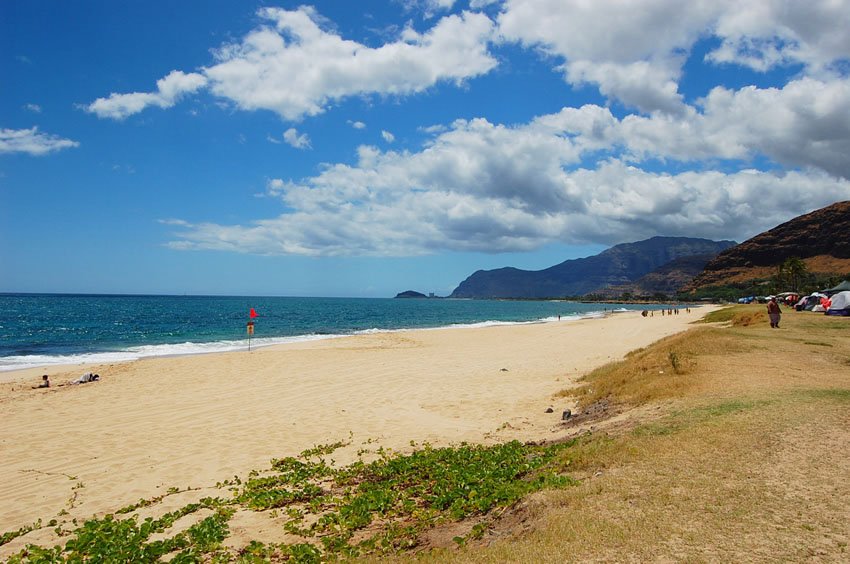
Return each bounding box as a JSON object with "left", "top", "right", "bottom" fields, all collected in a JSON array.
[{"left": 2, "top": 0, "right": 850, "bottom": 298}]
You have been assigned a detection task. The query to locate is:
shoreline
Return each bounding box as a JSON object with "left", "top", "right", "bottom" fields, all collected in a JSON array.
[
  {"left": 0, "top": 306, "right": 717, "bottom": 535},
  {"left": 0, "top": 307, "right": 632, "bottom": 378}
]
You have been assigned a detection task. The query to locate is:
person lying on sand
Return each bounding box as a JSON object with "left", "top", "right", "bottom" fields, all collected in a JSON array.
[{"left": 68, "top": 373, "right": 100, "bottom": 385}]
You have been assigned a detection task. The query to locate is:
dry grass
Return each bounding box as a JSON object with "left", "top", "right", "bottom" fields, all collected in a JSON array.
[
  {"left": 439, "top": 395, "right": 850, "bottom": 563},
  {"left": 696, "top": 254, "right": 850, "bottom": 286},
  {"left": 557, "top": 326, "right": 742, "bottom": 409},
  {"left": 384, "top": 306, "right": 850, "bottom": 562}
]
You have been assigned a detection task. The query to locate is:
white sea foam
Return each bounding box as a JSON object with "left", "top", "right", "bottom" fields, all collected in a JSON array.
[
  {"left": 0, "top": 334, "right": 341, "bottom": 372},
  {"left": 0, "top": 309, "right": 623, "bottom": 372}
]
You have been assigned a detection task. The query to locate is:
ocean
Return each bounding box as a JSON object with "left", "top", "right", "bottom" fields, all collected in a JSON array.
[{"left": 0, "top": 294, "right": 663, "bottom": 371}]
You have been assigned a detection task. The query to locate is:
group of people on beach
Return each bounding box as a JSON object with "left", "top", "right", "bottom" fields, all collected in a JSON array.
[
  {"left": 31, "top": 372, "right": 100, "bottom": 389},
  {"left": 640, "top": 307, "right": 690, "bottom": 318}
]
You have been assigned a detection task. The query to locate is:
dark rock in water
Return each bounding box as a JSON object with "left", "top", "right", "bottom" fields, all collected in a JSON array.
[
  {"left": 395, "top": 290, "right": 428, "bottom": 298},
  {"left": 562, "top": 409, "right": 572, "bottom": 420},
  {"left": 545, "top": 407, "right": 554, "bottom": 413}
]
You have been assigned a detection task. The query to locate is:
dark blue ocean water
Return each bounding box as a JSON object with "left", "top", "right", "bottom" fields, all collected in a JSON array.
[{"left": 0, "top": 294, "right": 655, "bottom": 371}]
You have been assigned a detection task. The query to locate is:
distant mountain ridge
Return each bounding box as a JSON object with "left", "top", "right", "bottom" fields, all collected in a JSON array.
[
  {"left": 450, "top": 237, "right": 736, "bottom": 298},
  {"left": 686, "top": 201, "right": 850, "bottom": 290},
  {"left": 633, "top": 254, "right": 720, "bottom": 295}
]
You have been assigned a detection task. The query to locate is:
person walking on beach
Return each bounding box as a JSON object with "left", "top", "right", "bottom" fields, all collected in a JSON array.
[{"left": 767, "top": 296, "right": 782, "bottom": 328}]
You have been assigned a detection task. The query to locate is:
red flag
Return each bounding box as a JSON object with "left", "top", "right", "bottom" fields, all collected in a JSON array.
[{"left": 249, "top": 308, "right": 258, "bottom": 319}]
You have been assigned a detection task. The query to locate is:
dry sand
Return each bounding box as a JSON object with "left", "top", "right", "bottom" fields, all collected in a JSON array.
[{"left": 0, "top": 307, "right": 715, "bottom": 534}]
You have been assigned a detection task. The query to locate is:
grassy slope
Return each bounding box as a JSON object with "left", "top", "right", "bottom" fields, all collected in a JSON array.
[{"left": 415, "top": 306, "right": 850, "bottom": 562}]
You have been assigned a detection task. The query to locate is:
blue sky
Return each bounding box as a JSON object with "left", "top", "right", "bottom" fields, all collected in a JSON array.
[{"left": 2, "top": 0, "right": 849, "bottom": 297}]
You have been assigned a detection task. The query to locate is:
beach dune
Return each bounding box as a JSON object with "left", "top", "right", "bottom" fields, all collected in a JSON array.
[{"left": 0, "top": 309, "right": 711, "bottom": 533}]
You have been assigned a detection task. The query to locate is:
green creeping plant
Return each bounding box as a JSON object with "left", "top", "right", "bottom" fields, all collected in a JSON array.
[
  {"left": 0, "top": 520, "right": 42, "bottom": 547},
  {"left": 7, "top": 440, "right": 577, "bottom": 561}
]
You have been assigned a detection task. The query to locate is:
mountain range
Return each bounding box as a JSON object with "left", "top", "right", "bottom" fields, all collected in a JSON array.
[
  {"left": 449, "top": 237, "right": 736, "bottom": 298},
  {"left": 397, "top": 201, "right": 850, "bottom": 300},
  {"left": 686, "top": 200, "right": 850, "bottom": 291}
]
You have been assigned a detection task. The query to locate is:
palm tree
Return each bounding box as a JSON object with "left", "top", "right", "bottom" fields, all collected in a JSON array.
[
  {"left": 782, "top": 257, "right": 808, "bottom": 292},
  {"left": 775, "top": 262, "right": 787, "bottom": 290}
]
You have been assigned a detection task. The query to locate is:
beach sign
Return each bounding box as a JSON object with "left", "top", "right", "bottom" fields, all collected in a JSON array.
[{"left": 246, "top": 321, "right": 255, "bottom": 336}]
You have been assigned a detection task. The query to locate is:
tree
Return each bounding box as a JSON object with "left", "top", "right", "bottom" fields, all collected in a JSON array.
[
  {"left": 775, "top": 262, "right": 787, "bottom": 290},
  {"left": 782, "top": 257, "right": 808, "bottom": 292}
]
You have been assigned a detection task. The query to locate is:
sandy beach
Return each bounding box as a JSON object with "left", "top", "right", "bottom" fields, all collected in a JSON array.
[{"left": 0, "top": 308, "right": 713, "bottom": 535}]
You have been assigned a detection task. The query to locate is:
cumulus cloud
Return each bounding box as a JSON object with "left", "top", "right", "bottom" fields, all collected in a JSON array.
[
  {"left": 86, "top": 70, "right": 208, "bottom": 119},
  {"left": 401, "top": 0, "right": 458, "bottom": 16},
  {"left": 164, "top": 110, "right": 850, "bottom": 256},
  {"left": 267, "top": 178, "right": 286, "bottom": 192},
  {"left": 89, "top": 7, "right": 496, "bottom": 121},
  {"left": 87, "top": 2, "right": 850, "bottom": 124},
  {"left": 283, "top": 128, "right": 311, "bottom": 149},
  {"left": 204, "top": 7, "right": 496, "bottom": 120},
  {"left": 24, "top": 103, "right": 42, "bottom": 113},
  {"left": 115, "top": 1, "right": 848, "bottom": 257},
  {"left": 708, "top": 1, "right": 850, "bottom": 73},
  {"left": 524, "top": 77, "right": 850, "bottom": 180},
  {"left": 609, "top": 77, "right": 850, "bottom": 179},
  {"left": 0, "top": 127, "right": 79, "bottom": 155},
  {"left": 497, "top": 0, "right": 720, "bottom": 114},
  {"left": 496, "top": 0, "right": 850, "bottom": 114}
]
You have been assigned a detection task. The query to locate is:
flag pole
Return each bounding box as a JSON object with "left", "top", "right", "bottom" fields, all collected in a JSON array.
[{"left": 247, "top": 307, "right": 257, "bottom": 352}]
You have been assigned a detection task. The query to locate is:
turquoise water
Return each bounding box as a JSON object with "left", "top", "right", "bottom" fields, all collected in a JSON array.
[{"left": 0, "top": 294, "right": 662, "bottom": 371}]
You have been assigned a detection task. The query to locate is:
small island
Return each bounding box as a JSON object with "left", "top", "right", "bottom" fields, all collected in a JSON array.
[{"left": 394, "top": 290, "right": 429, "bottom": 298}]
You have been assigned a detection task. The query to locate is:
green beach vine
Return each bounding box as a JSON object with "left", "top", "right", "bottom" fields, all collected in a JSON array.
[{"left": 4, "top": 440, "right": 578, "bottom": 562}]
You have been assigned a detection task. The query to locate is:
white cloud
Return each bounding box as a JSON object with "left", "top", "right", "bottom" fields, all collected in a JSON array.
[
  {"left": 24, "top": 103, "right": 42, "bottom": 113},
  {"left": 164, "top": 111, "right": 850, "bottom": 256},
  {"left": 203, "top": 7, "right": 496, "bottom": 120},
  {"left": 497, "top": 0, "right": 720, "bottom": 113},
  {"left": 566, "top": 60, "right": 686, "bottom": 116},
  {"left": 86, "top": 70, "right": 207, "bottom": 120},
  {"left": 496, "top": 0, "right": 850, "bottom": 114},
  {"left": 111, "top": 164, "right": 136, "bottom": 174},
  {"left": 90, "top": 7, "right": 497, "bottom": 122},
  {"left": 158, "top": 218, "right": 191, "bottom": 227},
  {"left": 85, "top": 2, "right": 850, "bottom": 124},
  {"left": 0, "top": 127, "right": 79, "bottom": 155},
  {"left": 708, "top": 1, "right": 850, "bottom": 73},
  {"left": 79, "top": 1, "right": 847, "bottom": 258},
  {"left": 402, "top": 0, "right": 457, "bottom": 13},
  {"left": 283, "top": 128, "right": 311, "bottom": 149},
  {"left": 267, "top": 178, "right": 286, "bottom": 192},
  {"left": 604, "top": 77, "right": 850, "bottom": 179}
]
